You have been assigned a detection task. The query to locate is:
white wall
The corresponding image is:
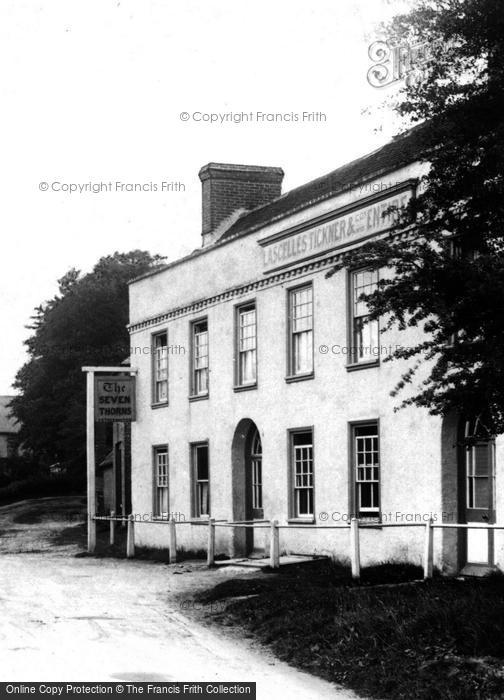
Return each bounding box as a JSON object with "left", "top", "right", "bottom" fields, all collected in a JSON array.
[{"left": 128, "top": 160, "right": 453, "bottom": 566}]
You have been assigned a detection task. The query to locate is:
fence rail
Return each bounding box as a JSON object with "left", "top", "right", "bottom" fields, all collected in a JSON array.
[{"left": 90, "top": 513, "right": 503, "bottom": 579}]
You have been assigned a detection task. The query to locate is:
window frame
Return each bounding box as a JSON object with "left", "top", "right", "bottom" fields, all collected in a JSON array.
[
  {"left": 151, "top": 329, "right": 169, "bottom": 407},
  {"left": 347, "top": 268, "right": 380, "bottom": 371},
  {"left": 349, "top": 420, "right": 381, "bottom": 521},
  {"left": 250, "top": 428, "right": 263, "bottom": 517},
  {"left": 234, "top": 299, "right": 258, "bottom": 391},
  {"left": 286, "top": 282, "right": 314, "bottom": 382},
  {"left": 152, "top": 444, "right": 169, "bottom": 519},
  {"left": 288, "top": 426, "right": 315, "bottom": 522},
  {"left": 189, "top": 317, "right": 209, "bottom": 400},
  {"left": 191, "top": 441, "right": 210, "bottom": 519},
  {"left": 465, "top": 440, "right": 496, "bottom": 516}
]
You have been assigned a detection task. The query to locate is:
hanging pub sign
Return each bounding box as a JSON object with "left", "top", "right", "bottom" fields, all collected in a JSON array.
[{"left": 95, "top": 375, "right": 136, "bottom": 422}]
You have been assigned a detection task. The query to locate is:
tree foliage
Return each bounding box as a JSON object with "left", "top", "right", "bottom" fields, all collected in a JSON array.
[
  {"left": 11, "top": 250, "right": 165, "bottom": 475},
  {"left": 329, "top": 0, "right": 504, "bottom": 432}
]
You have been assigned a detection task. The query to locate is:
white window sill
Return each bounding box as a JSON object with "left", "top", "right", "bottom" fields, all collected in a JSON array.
[
  {"left": 285, "top": 372, "right": 314, "bottom": 384},
  {"left": 287, "top": 517, "right": 315, "bottom": 525},
  {"left": 346, "top": 360, "right": 379, "bottom": 372},
  {"left": 189, "top": 393, "right": 209, "bottom": 402},
  {"left": 233, "top": 383, "right": 258, "bottom": 393}
]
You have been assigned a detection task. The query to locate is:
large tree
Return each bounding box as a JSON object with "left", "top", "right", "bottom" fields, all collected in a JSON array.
[
  {"left": 11, "top": 250, "right": 165, "bottom": 477},
  {"left": 330, "top": 0, "right": 504, "bottom": 432}
]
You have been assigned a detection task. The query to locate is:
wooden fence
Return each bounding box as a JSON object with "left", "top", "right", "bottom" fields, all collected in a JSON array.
[{"left": 91, "top": 513, "right": 504, "bottom": 581}]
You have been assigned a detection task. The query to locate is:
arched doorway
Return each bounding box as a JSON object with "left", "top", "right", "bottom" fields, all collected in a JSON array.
[{"left": 231, "top": 418, "right": 263, "bottom": 556}]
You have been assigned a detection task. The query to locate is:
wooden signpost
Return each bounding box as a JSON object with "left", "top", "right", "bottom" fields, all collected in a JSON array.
[{"left": 82, "top": 366, "right": 137, "bottom": 553}]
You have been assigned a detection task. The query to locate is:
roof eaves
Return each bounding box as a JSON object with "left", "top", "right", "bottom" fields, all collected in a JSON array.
[{"left": 128, "top": 125, "right": 426, "bottom": 286}]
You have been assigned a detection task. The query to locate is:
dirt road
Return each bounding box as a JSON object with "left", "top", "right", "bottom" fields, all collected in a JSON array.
[{"left": 0, "top": 498, "right": 356, "bottom": 699}]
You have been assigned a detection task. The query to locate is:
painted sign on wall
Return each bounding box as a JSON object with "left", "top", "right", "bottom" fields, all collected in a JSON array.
[
  {"left": 95, "top": 375, "right": 136, "bottom": 422},
  {"left": 261, "top": 187, "right": 413, "bottom": 272}
]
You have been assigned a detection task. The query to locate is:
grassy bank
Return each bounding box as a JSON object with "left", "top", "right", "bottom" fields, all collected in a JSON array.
[
  {"left": 197, "top": 561, "right": 504, "bottom": 699},
  {"left": 0, "top": 474, "right": 81, "bottom": 507}
]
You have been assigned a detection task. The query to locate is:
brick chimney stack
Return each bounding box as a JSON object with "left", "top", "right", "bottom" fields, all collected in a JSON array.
[{"left": 198, "top": 163, "right": 284, "bottom": 246}]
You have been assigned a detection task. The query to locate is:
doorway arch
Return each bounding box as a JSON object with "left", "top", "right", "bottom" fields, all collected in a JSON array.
[{"left": 231, "top": 418, "right": 262, "bottom": 556}]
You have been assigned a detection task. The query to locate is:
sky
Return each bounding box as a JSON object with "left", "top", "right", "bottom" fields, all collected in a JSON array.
[{"left": 0, "top": 0, "right": 414, "bottom": 395}]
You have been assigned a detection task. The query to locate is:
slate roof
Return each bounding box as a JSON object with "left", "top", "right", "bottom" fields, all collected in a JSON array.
[
  {"left": 221, "top": 122, "right": 428, "bottom": 240},
  {"left": 130, "top": 122, "right": 428, "bottom": 285}
]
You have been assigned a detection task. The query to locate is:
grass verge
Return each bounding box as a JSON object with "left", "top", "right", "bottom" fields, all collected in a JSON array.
[
  {"left": 66, "top": 522, "right": 214, "bottom": 563},
  {"left": 196, "top": 560, "right": 504, "bottom": 699}
]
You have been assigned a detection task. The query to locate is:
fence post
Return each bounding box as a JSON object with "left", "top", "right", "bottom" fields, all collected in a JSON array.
[
  {"left": 350, "top": 518, "right": 360, "bottom": 580},
  {"left": 207, "top": 518, "right": 215, "bottom": 567},
  {"left": 270, "top": 519, "right": 280, "bottom": 569},
  {"left": 169, "top": 518, "right": 177, "bottom": 564},
  {"left": 126, "top": 515, "right": 135, "bottom": 558},
  {"left": 423, "top": 517, "right": 434, "bottom": 579},
  {"left": 109, "top": 510, "right": 115, "bottom": 546}
]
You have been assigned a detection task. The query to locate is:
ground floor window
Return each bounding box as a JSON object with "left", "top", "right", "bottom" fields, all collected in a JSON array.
[
  {"left": 153, "top": 445, "right": 169, "bottom": 517},
  {"left": 192, "top": 442, "right": 210, "bottom": 517},
  {"left": 352, "top": 422, "right": 380, "bottom": 517},
  {"left": 290, "top": 429, "right": 314, "bottom": 518}
]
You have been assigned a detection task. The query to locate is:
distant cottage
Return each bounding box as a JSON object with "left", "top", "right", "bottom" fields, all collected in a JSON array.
[{"left": 0, "top": 396, "right": 20, "bottom": 462}]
